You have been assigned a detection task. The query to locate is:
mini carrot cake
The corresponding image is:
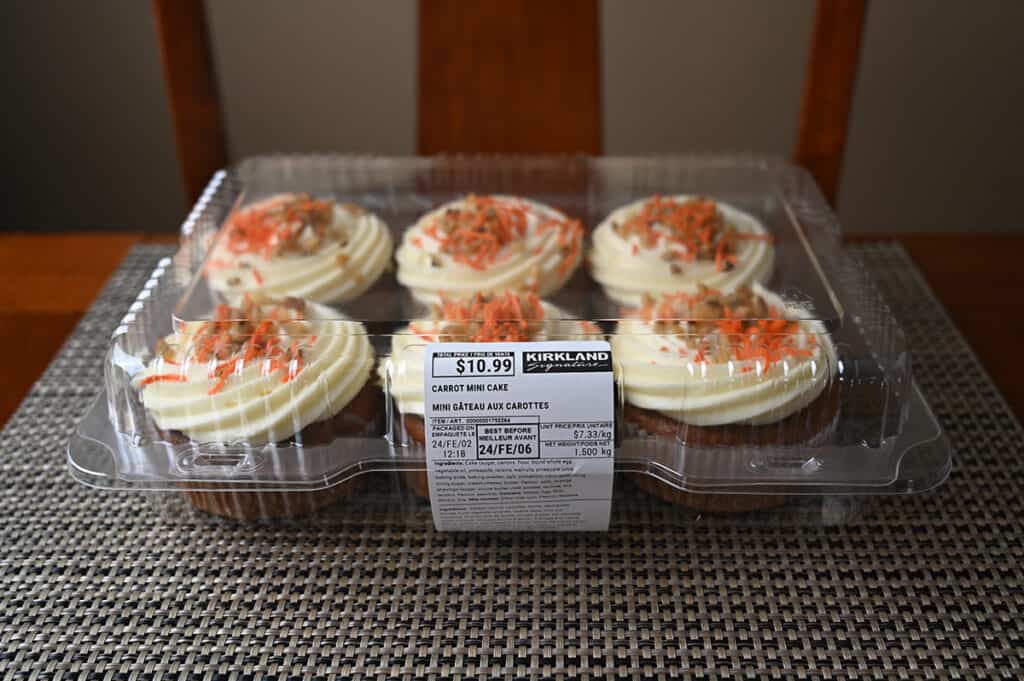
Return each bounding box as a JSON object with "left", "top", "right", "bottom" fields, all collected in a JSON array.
[
  {"left": 206, "top": 193, "right": 393, "bottom": 304},
  {"left": 135, "top": 294, "right": 379, "bottom": 519},
  {"left": 395, "top": 195, "right": 584, "bottom": 303},
  {"left": 613, "top": 284, "right": 836, "bottom": 440},
  {"left": 613, "top": 285, "right": 838, "bottom": 512},
  {"left": 378, "top": 291, "right": 601, "bottom": 497},
  {"left": 590, "top": 196, "right": 774, "bottom": 305}
]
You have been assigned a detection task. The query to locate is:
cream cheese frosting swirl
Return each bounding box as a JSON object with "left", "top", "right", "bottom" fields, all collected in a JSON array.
[
  {"left": 379, "top": 292, "right": 601, "bottom": 417},
  {"left": 590, "top": 195, "right": 774, "bottom": 306},
  {"left": 207, "top": 193, "right": 393, "bottom": 304},
  {"left": 135, "top": 296, "right": 374, "bottom": 444},
  {"left": 612, "top": 285, "right": 835, "bottom": 426},
  {"left": 396, "top": 195, "right": 584, "bottom": 304}
]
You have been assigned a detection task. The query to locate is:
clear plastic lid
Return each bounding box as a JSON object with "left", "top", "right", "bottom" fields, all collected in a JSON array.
[
  {"left": 68, "top": 156, "right": 950, "bottom": 511},
  {"left": 171, "top": 156, "right": 843, "bottom": 327}
]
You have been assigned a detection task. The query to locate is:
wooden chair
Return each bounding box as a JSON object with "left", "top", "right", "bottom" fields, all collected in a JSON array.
[{"left": 153, "top": 0, "right": 867, "bottom": 207}]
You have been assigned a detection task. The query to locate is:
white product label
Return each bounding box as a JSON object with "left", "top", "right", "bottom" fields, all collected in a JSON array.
[{"left": 424, "top": 341, "right": 615, "bottom": 532}]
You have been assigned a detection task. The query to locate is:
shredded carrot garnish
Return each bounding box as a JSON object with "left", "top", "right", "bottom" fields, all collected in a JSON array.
[
  {"left": 639, "top": 286, "right": 812, "bottom": 373},
  {"left": 424, "top": 196, "right": 582, "bottom": 274},
  {"left": 139, "top": 374, "right": 187, "bottom": 387},
  {"left": 540, "top": 216, "right": 584, "bottom": 274},
  {"left": 144, "top": 297, "right": 317, "bottom": 396},
  {"left": 528, "top": 295, "right": 545, "bottom": 320},
  {"left": 218, "top": 194, "right": 338, "bottom": 261},
  {"left": 409, "top": 322, "right": 435, "bottom": 342},
  {"left": 433, "top": 291, "right": 549, "bottom": 342},
  {"left": 208, "top": 375, "right": 229, "bottom": 395},
  {"left": 617, "top": 196, "right": 773, "bottom": 273},
  {"left": 252, "top": 268, "right": 263, "bottom": 285}
]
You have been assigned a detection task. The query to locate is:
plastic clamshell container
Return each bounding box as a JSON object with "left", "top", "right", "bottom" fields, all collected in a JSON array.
[{"left": 67, "top": 155, "right": 951, "bottom": 525}]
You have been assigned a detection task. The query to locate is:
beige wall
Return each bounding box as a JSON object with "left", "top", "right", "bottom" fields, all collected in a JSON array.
[
  {"left": 205, "top": 0, "right": 417, "bottom": 158},
  {"left": 602, "top": 0, "right": 813, "bottom": 157},
  {"left": 2, "top": 1, "right": 1022, "bottom": 233},
  {"left": 602, "top": 0, "right": 1024, "bottom": 232},
  {"left": 840, "top": 0, "right": 1024, "bottom": 232},
  {"left": 0, "top": 0, "right": 417, "bottom": 232}
]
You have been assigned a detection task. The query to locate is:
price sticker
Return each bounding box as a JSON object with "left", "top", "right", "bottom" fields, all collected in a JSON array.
[
  {"left": 432, "top": 351, "right": 515, "bottom": 378},
  {"left": 423, "top": 341, "right": 615, "bottom": 532}
]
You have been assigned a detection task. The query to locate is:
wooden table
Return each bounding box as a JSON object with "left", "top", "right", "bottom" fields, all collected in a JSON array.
[
  {"left": 0, "top": 234, "right": 175, "bottom": 424},
  {"left": 0, "top": 233, "right": 1020, "bottom": 426}
]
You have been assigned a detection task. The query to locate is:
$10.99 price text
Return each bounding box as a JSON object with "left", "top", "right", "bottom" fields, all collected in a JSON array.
[{"left": 454, "top": 356, "right": 513, "bottom": 376}]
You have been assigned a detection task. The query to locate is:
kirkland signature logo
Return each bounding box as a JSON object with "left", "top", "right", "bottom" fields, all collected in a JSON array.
[{"left": 522, "top": 350, "right": 612, "bottom": 374}]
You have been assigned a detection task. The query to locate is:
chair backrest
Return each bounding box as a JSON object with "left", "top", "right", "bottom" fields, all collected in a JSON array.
[
  {"left": 417, "top": 0, "right": 600, "bottom": 155},
  {"left": 794, "top": 0, "right": 869, "bottom": 206},
  {"left": 153, "top": 0, "right": 866, "bottom": 206},
  {"left": 152, "top": 0, "right": 229, "bottom": 205}
]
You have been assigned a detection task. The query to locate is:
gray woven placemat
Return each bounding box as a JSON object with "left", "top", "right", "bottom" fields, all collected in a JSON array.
[{"left": 2, "top": 244, "right": 1022, "bottom": 680}]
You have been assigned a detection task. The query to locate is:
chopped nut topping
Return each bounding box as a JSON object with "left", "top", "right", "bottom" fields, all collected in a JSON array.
[
  {"left": 145, "top": 296, "right": 316, "bottom": 395},
  {"left": 297, "top": 226, "right": 320, "bottom": 254},
  {"left": 620, "top": 196, "right": 771, "bottom": 272},
  {"left": 222, "top": 194, "right": 357, "bottom": 260},
  {"left": 421, "top": 195, "right": 583, "bottom": 274},
  {"left": 410, "top": 292, "right": 548, "bottom": 343},
  {"left": 281, "top": 296, "right": 306, "bottom": 312},
  {"left": 639, "top": 285, "right": 815, "bottom": 371}
]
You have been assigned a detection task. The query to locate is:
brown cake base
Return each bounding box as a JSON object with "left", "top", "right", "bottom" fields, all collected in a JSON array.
[
  {"left": 623, "top": 385, "right": 840, "bottom": 447},
  {"left": 182, "top": 477, "right": 365, "bottom": 521},
  {"left": 624, "top": 386, "right": 840, "bottom": 513},
  {"left": 172, "top": 382, "right": 383, "bottom": 521}
]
